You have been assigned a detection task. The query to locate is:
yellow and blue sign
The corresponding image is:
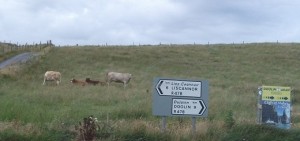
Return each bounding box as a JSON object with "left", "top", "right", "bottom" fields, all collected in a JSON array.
[
  {"left": 262, "top": 86, "right": 291, "bottom": 102},
  {"left": 259, "top": 86, "right": 291, "bottom": 129}
]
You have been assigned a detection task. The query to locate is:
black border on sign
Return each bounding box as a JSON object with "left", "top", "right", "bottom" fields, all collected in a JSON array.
[
  {"left": 171, "top": 98, "right": 207, "bottom": 116},
  {"left": 155, "top": 79, "right": 202, "bottom": 98}
]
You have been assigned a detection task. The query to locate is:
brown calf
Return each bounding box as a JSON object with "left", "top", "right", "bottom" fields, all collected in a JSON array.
[
  {"left": 70, "top": 78, "right": 86, "bottom": 86},
  {"left": 85, "top": 78, "right": 99, "bottom": 85},
  {"left": 86, "top": 78, "right": 106, "bottom": 86}
]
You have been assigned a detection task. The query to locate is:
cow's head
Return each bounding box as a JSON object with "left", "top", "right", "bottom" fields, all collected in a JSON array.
[{"left": 70, "top": 78, "right": 75, "bottom": 83}]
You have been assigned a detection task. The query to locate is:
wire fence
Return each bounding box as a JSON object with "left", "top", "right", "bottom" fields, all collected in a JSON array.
[{"left": 0, "top": 40, "right": 54, "bottom": 55}]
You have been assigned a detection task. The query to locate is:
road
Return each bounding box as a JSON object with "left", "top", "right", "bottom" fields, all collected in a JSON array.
[{"left": 0, "top": 52, "right": 36, "bottom": 69}]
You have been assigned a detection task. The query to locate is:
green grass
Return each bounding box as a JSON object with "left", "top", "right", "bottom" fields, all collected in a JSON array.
[{"left": 1, "top": 43, "right": 300, "bottom": 140}]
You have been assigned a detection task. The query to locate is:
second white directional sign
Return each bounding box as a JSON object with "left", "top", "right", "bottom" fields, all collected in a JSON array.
[{"left": 172, "top": 99, "right": 206, "bottom": 115}]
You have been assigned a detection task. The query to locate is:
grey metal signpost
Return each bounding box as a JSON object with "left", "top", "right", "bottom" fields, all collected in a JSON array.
[{"left": 152, "top": 78, "right": 209, "bottom": 133}]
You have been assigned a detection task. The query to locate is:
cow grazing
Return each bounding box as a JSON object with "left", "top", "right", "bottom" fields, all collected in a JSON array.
[
  {"left": 106, "top": 72, "right": 132, "bottom": 88},
  {"left": 70, "top": 78, "right": 86, "bottom": 86},
  {"left": 85, "top": 78, "right": 100, "bottom": 85},
  {"left": 43, "top": 71, "right": 61, "bottom": 85}
]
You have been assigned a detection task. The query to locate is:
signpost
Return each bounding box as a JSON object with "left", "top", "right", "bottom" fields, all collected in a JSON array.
[{"left": 152, "top": 78, "right": 209, "bottom": 133}]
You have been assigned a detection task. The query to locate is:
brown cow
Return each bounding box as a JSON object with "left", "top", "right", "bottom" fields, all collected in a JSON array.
[
  {"left": 85, "top": 78, "right": 106, "bottom": 86},
  {"left": 106, "top": 72, "right": 132, "bottom": 88},
  {"left": 85, "top": 78, "right": 99, "bottom": 85},
  {"left": 43, "top": 71, "right": 61, "bottom": 85},
  {"left": 70, "top": 78, "right": 86, "bottom": 86}
]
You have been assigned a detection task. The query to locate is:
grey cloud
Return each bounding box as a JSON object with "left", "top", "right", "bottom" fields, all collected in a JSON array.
[{"left": 0, "top": 0, "right": 300, "bottom": 45}]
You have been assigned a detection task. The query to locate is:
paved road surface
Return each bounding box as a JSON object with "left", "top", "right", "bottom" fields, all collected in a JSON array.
[{"left": 0, "top": 52, "right": 36, "bottom": 69}]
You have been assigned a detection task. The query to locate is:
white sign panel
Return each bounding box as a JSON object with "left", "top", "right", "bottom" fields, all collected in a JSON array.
[
  {"left": 155, "top": 80, "right": 202, "bottom": 97},
  {"left": 152, "top": 78, "right": 209, "bottom": 117},
  {"left": 172, "top": 99, "right": 206, "bottom": 115}
]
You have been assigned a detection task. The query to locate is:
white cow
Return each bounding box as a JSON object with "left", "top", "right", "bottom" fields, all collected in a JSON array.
[
  {"left": 43, "top": 71, "right": 61, "bottom": 85},
  {"left": 106, "top": 72, "right": 132, "bottom": 88}
]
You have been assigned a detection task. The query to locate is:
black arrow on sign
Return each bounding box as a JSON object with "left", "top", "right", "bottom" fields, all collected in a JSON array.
[
  {"left": 284, "top": 97, "right": 288, "bottom": 100},
  {"left": 198, "top": 100, "right": 206, "bottom": 115},
  {"left": 270, "top": 96, "right": 274, "bottom": 99},
  {"left": 157, "top": 80, "right": 164, "bottom": 95}
]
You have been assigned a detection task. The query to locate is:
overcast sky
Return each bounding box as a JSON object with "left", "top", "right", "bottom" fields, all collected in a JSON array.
[{"left": 0, "top": 0, "right": 299, "bottom": 45}]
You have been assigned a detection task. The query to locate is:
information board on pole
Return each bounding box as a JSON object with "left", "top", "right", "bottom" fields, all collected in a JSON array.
[
  {"left": 258, "top": 86, "right": 291, "bottom": 129},
  {"left": 152, "top": 78, "right": 209, "bottom": 117}
]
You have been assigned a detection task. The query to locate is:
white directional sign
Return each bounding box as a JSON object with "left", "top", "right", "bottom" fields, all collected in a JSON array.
[
  {"left": 172, "top": 99, "right": 206, "bottom": 115},
  {"left": 155, "top": 80, "right": 202, "bottom": 97}
]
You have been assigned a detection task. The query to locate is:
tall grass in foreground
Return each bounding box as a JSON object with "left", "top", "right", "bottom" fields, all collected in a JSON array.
[{"left": 1, "top": 43, "right": 300, "bottom": 140}]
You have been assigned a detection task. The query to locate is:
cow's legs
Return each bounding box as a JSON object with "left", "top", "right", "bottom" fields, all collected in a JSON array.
[
  {"left": 107, "top": 81, "right": 110, "bottom": 87},
  {"left": 43, "top": 78, "right": 46, "bottom": 85},
  {"left": 123, "top": 82, "right": 127, "bottom": 89}
]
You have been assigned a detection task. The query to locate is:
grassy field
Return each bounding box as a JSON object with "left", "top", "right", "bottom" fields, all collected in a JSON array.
[{"left": 1, "top": 43, "right": 300, "bottom": 140}]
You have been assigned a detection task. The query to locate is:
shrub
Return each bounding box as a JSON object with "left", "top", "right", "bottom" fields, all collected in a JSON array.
[
  {"left": 75, "top": 115, "right": 114, "bottom": 141},
  {"left": 224, "top": 110, "right": 235, "bottom": 129}
]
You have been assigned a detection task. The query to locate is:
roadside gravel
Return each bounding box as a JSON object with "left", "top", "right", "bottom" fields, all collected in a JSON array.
[{"left": 0, "top": 52, "right": 38, "bottom": 69}]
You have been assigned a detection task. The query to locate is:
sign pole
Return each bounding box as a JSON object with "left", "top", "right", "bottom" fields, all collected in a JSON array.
[
  {"left": 161, "top": 116, "right": 166, "bottom": 132},
  {"left": 257, "top": 87, "right": 262, "bottom": 124},
  {"left": 192, "top": 117, "right": 196, "bottom": 134}
]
